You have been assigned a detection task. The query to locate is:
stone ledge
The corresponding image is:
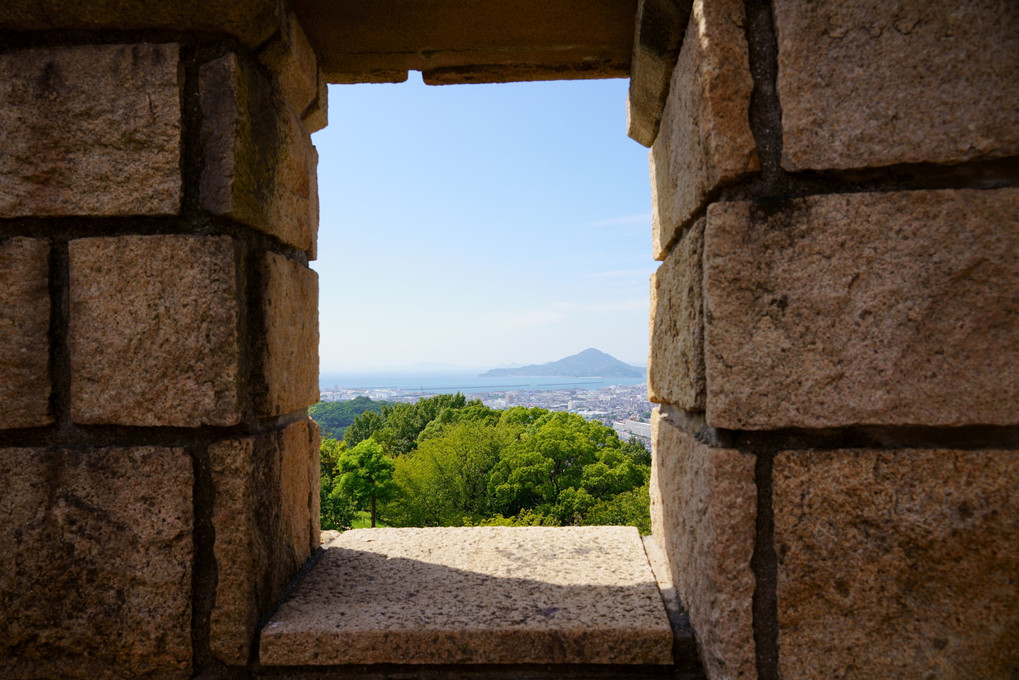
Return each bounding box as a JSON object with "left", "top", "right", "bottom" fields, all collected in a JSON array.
[
  {"left": 260, "top": 526, "right": 675, "bottom": 666},
  {"left": 288, "top": 0, "right": 636, "bottom": 84}
]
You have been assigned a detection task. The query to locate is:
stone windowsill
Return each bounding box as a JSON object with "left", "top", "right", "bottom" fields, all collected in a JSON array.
[{"left": 259, "top": 526, "right": 679, "bottom": 667}]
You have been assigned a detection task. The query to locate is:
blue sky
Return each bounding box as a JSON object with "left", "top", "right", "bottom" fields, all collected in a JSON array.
[{"left": 313, "top": 73, "right": 653, "bottom": 372}]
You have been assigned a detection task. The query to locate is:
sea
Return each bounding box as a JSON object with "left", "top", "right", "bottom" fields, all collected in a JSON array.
[{"left": 319, "top": 371, "right": 646, "bottom": 395}]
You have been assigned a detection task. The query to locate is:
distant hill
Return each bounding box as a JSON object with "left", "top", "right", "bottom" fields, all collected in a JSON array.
[
  {"left": 480, "top": 348, "right": 645, "bottom": 378},
  {"left": 309, "top": 396, "right": 391, "bottom": 440}
]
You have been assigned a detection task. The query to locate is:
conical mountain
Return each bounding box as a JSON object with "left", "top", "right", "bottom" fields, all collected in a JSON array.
[{"left": 480, "top": 348, "right": 644, "bottom": 378}]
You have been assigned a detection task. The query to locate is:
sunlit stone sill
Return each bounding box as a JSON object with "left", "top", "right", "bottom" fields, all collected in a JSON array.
[{"left": 259, "top": 526, "right": 675, "bottom": 666}]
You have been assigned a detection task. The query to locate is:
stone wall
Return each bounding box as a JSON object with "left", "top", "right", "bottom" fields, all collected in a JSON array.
[
  {"left": 647, "top": 1, "right": 1019, "bottom": 679},
  {"left": 0, "top": 7, "right": 324, "bottom": 677},
  {"left": 2, "top": 1, "right": 1017, "bottom": 679}
]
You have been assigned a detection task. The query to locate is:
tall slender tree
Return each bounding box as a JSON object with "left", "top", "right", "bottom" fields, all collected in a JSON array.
[{"left": 336, "top": 439, "right": 396, "bottom": 527}]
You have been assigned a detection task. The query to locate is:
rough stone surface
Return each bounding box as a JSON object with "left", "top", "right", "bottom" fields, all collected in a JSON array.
[
  {"left": 0, "top": 446, "right": 193, "bottom": 679},
  {"left": 259, "top": 11, "right": 319, "bottom": 120},
  {"left": 650, "top": 0, "right": 758, "bottom": 260},
  {"left": 302, "top": 68, "right": 329, "bottom": 134},
  {"left": 649, "top": 219, "right": 705, "bottom": 410},
  {"left": 293, "top": 0, "right": 635, "bottom": 82},
  {"left": 0, "top": 238, "right": 51, "bottom": 429},
  {"left": 0, "top": 44, "right": 180, "bottom": 217},
  {"left": 69, "top": 235, "right": 240, "bottom": 427},
  {"left": 774, "top": 448, "right": 1019, "bottom": 679},
  {"left": 704, "top": 188, "right": 1019, "bottom": 430},
  {"left": 307, "top": 420, "right": 322, "bottom": 554},
  {"left": 774, "top": 0, "right": 1019, "bottom": 171},
  {"left": 0, "top": 1, "right": 282, "bottom": 47},
  {"left": 626, "top": 0, "right": 689, "bottom": 147},
  {"left": 200, "top": 53, "right": 319, "bottom": 255},
  {"left": 260, "top": 251, "right": 320, "bottom": 417},
  {"left": 260, "top": 526, "right": 673, "bottom": 666},
  {"left": 210, "top": 420, "right": 319, "bottom": 665},
  {"left": 649, "top": 411, "right": 756, "bottom": 680}
]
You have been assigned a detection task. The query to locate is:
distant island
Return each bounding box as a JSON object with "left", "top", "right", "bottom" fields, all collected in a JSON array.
[{"left": 480, "top": 348, "right": 645, "bottom": 378}]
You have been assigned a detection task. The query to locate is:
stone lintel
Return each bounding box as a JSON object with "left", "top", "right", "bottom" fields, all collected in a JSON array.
[
  {"left": 627, "top": 0, "right": 691, "bottom": 147},
  {"left": 260, "top": 526, "right": 674, "bottom": 666},
  {"left": 288, "top": 0, "right": 637, "bottom": 85}
]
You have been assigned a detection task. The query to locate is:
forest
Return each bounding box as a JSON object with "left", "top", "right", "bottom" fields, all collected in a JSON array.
[
  {"left": 315, "top": 395, "right": 652, "bottom": 534},
  {"left": 309, "top": 396, "right": 390, "bottom": 440}
]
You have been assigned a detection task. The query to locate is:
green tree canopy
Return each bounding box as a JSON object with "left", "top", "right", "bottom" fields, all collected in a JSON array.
[
  {"left": 386, "top": 420, "right": 506, "bottom": 526},
  {"left": 310, "top": 396, "right": 389, "bottom": 440},
  {"left": 336, "top": 439, "right": 396, "bottom": 527},
  {"left": 319, "top": 437, "right": 354, "bottom": 530},
  {"left": 323, "top": 398, "right": 652, "bottom": 535},
  {"left": 343, "top": 409, "right": 385, "bottom": 447}
]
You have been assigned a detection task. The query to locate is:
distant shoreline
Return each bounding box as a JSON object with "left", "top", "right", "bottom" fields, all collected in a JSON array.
[{"left": 319, "top": 371, "right": 645, "bottom": 395}]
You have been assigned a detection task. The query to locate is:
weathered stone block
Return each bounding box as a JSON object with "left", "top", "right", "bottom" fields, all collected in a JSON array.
[
  {"left": 259, "top": 11, "right": 319, "bottom": 120},
  {"left": 260, "top": 526, "right": 673, "bottom": 666},
  {"left": 649, "top": 218, "right": 705, "bottom": 410},
  {"left": 303, "top": 68, "right": 329, "bottom": 134},
  {"left": 626, "top": 0, "right": 689, "bottom": 147},
  {"left": 650, "top": 0, "right": 758, "bottom": 260},
  {"left": 774, "top": 0, "right": 1019, "bottom": 171},
  {"left": 650, "top": 410, "right": 756, "bottom": 680},
  {"left": 304, "top": 0, "right": 633, "bottom": 82},
  {"left": 774, "top": 448, "right": 1019, "bottom": 679},
  {"left": 0, "top": 446, "right": 192, "bottom": 679},
  {"left": 200, "top": 53, "right": 319, "bottom": 255},
  {"left": 0, "top": 44, "right": 180, "bottom": 217},
  {"left": 210, "top": 419, "right": 319, "bottom": 665},
  {"left": 69, "top": 235, "right": 240, "bottom": 426},
  {"left": 307, "top": 419, "right": 322, "bottom": 554},
  {"left": 260, "top": 251, "right": 319, "bottom": 417},
  {"left": 704, "top": 188, "right": 1019, "bottom": 429},
  {"left": 0, "top": 238, "right": 51, "bottom": 429},
  {"left": 0, "top": 1, "right": 282, "bottom": 48}
]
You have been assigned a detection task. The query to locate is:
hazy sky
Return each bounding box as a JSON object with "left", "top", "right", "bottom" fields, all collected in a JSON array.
[{"left": 313, "top": 73, "right": 654, "bottom": 372}]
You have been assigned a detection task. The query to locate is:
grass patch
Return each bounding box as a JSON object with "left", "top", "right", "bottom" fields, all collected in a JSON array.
[{"left": 350, "top": 511, "right": 389, "bottom": 529}]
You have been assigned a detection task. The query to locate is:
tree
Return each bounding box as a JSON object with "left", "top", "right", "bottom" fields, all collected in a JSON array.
[
  {"left": 309, "top": 397, "right": 389, "bottom": 440},
  {"left": 582, "top": 482, "right": 652, "bottom": 535},
  {"left": 319, "top": 437, "right": 354, "bottom": 530},
  {"left": 488, "top": 412, "right": 601, "bottom": 518},
  {"left": 343, "top": 409, "right": 385, "bottom": 447},
  {"left": 386, "top": 421, "right": 504, "bottom": 526},
  {"left": 620, "top": 436, "right": 652, "bottom": 467},
  {"left": 336, "top": 439, "right": 396, "bottom": 527}
]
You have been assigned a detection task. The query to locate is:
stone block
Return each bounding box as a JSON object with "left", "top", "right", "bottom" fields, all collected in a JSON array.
[
  {"left": 626, "top": 0, "right": 690, "bottom": 147},
  {"left": 650, "top": 0, "right": 758, "bottom": 260},
  {"left": 649, "top": 218, "right": 705, "bottom": 410},
  {"left": 260, "top": 526, "right": 673, "bottom": 666},
  {"left": 704, "top": 188, "right": 1019, "bottom": 430},
  {"left": 774, "top": 448, "right": 1019, "bottom": 679},
  {"left": 0, "top": 44, "right": 180, "bottom": 217},
  {"left": 303, "top": 68, "right": 329, "bottom": 134},
  {"left": 0, "top": 238, "right": 51, "bottom": 429},
  {"left": 307, "top": 419, "right": 322, "bottom": 554},
  {"left": 69, "top": 235, "right": 240, "bottom": 427},
  {"left": 650, "top": 410, "right": 756, "bottom": 680},
  {"left": 259, "top": 11, "right": 319, "bottom": 120},
  {"left": 209, "top": 419, "right": 319, "bottom": 665},
  {"left": 0, "top": 1, "right": 282, "bottom": 48},
  {"left": 299, "top": 0, "right": 634, "bottom": 82},
  {"left": 774, "top": 0, "right": 1019, "bottom": 171},
  {"left": 260, "top": 251, "right": 319, "bottom": 417},
  {"left": 200, "top": 53, "right": 319, "bottom": 255},
  {"left": 0, "top": 446, "right": 192, "bottom": 679}
]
